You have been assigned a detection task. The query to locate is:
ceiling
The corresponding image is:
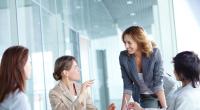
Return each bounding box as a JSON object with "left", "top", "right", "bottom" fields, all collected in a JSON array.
[
  {"left": 68, "top": 0, "right": 157, "bottom": 39},
  {"left": 0, "top": 0, "right": 158, "bottom": 39}
]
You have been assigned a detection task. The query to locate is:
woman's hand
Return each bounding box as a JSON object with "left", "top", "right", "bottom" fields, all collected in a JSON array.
[
  {"left": 78, "top": 80, "right": 94, "bottom": 104},
  {"left": 107, "top": 103, "right": 116, "bottom": 110},
  {"left": 80, "top": 80, "right": 94, "bottom": 95},
  {"left": 128, "top": 102, "right": 144, "bottom": 110}
]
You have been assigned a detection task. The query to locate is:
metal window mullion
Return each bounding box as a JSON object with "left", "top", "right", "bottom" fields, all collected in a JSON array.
[
  {"left": 39, "top": 0, "right": 48, "bottom": 109},
  {"left": 9, "top": 0, "right": 19, "bottom": 44}
]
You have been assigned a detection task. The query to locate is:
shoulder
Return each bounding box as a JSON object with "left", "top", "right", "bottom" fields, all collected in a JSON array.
[
  {"left": 174, "top": 89, "right": 200, "bottom": 110},
  {"left": 16, "top": 91, "right": 28, "bottom": 99},
  {"left": 49, "top": 82, "right": 63, "bottom": 95},
  {"left": 13, "top": 91, "right": 31, "bottom": 110},
  {"left": 148, "top": 48, "right": 161, "bottom": 60},
  {"left": 0, "top": 91, "right": 30, "bottom": 110},
  {"left": 16, "top": 91, "right": 30, "bottom": 103},
  {"left": 120, "top": 50, "right": 128, "bottom": 56},
  {"left": 175, "top": 85, "right": 200, "bottom": 102},
  {"left": 152, "top": 48, "right": 160, "bottom": 56},
  {"left": 119, "top": 50, "right": 128, "bottom": 60}
]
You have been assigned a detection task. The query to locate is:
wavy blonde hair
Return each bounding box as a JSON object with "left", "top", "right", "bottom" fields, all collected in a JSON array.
[{"left": 122, "top": 26, "right": 153, "bottom": 57}]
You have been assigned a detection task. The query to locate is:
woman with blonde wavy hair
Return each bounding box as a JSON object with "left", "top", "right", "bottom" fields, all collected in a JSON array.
[{"left": 119, "top": 26, "right": 167, "bottom": 109}]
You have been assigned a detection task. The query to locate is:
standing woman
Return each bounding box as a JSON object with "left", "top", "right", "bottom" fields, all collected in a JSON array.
[
  {"left": 129, "top": 51, "right": 200, "bottom": 110},
  {"left": 0, "top": 46, "right": 31, "bottom": 110},
  {"left": 49, "top": 55, "right": 97, "bottom": 110},
  {"left": 119, "top": 26, "right": 167, "bottom": 109}
]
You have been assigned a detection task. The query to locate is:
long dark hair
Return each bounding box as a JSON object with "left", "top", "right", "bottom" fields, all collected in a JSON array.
[{"left": 0, "top": 45, "right": 29, "bottom": 102}]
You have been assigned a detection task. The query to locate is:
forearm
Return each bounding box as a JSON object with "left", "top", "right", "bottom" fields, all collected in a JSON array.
[
  {"left": 86, "top": 92, "right": 97, "bottom": 110},
  {"left": 121, "top": 93, "right": 131, "bottom": 110},
  {"left": 155, "top": 90, "right": 167, "bottom": 108}
]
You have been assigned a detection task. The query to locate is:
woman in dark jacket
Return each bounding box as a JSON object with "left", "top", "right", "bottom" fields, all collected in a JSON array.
[
  {"left": 120, "top": 26, "right": 167, "bottom": 109},
  {"left": 130, "top": 51, "right": 200, "bottom": 110}
]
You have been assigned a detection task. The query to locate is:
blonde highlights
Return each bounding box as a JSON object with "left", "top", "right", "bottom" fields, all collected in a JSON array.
[{"left": 122, "top": 26, "right": 153, "bottom": 57}]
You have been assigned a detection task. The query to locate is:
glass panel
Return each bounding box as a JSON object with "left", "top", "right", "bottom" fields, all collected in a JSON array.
[
  {"left": 41, "top": 9, "right": 59, "bottom": 110},
  {"left": 63, "top": 26, "right": 72, "bottom": 55},
  {"left": 66, "top": 0, "right": 176, "bottom": 109},
  {"left": 0, "top": 0, "right": 178, "bottom": 110},
  {"left": 56, "top": 0, "right": 71, "bottom": 25},
  {"left": 56, "top": 0, "right": 64, "bottom": 20},
  {"left": 0, "top": 0, "right": 12, "bottom": 55},
  {"left": 69, "top": 29, "right": 81, "bottom": 63},
  {"left": 16, "top": 0, "right": 47, "bottom": 110},
  {"left": 32, "top": 0, "right": 40, "bottom": 3},
  {"left": 174, "top": 0, "right": 200, "bottom": 54},
  {"left": 57, "top": 21, "right": 66, "bottom": 56},
  {"left": 41, "top": 0, "right": 56, "bottom": 14}
]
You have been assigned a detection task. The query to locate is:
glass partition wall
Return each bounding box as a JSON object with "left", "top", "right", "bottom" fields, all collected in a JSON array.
[{"left": 0, "top": 0, "right": 176, "bottom": 109}]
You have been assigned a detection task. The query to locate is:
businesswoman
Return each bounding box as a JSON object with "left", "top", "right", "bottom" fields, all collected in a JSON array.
[
  {"left": 49, "top": 55, "right": 97, "bottom": 110},
  {"left": 119, "top": 26, "right": 167, "bottom": 109},
  {"left": 0, "top": 46, "right": 31, "bottom": 110},
  {"left": 130, "top": 51, "right": 200, "bottom": 110}
]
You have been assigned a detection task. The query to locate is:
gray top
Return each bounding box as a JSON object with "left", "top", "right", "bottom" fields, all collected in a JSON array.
[
  {"left": 119, "top": 48, "right": 164, "bottom": 96},
  {"left": 0, "top": 90, "right": 31, "bottom": 110},
  {"left": 144, "top": 83, "right": 200, "bottom": 110},
  {"left": 138, "top": 73, "right": 153, "bottom": 94},
  {"left": 167, "top": 83, "right": 200, "bottom": 110},
  {"left": 163, "top": 73, "right": 179, "bottom": 107}
]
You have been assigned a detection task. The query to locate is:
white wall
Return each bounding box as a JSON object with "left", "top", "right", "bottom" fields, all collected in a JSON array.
[
  {"left": 173, "top": 0, "right": 200, "bottom": 55},
  {"left": 155, "top": 0, "right": 177, "bottom": 75},
  {"left": 90, "top": 36, "right": 124, "bottom": 109},
  {"left": 79, "top": 36, "right": 91, "bottom": 82}
]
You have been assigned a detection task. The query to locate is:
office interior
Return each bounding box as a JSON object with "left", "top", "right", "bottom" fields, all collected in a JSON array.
[{"left": 0, "top": 0, "right": 200, "bottom": 109}]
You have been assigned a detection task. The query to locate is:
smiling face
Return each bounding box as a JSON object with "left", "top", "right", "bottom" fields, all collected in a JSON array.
[{"left": 123, "top": 34, "right": 139, "bottom": 54}]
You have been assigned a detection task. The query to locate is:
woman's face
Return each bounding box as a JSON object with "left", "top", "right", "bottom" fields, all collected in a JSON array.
[
  {"left": 24, "top": 56, "right": 32, "bottom": 80},
  {"left": 67, "top": 60, "right": 80, "bottom": 81},
  {"left": 123, "top": 34, "right": 138, "bottom": 54}
]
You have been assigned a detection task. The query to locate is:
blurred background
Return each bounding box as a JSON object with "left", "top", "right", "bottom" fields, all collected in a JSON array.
[{"left": 0, "top": 0, "right": 200, "bottom": 109}]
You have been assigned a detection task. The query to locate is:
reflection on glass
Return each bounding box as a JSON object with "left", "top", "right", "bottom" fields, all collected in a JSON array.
[
  {"left": 41, "top": 9, "right": 59, "bottom": 110},
  {"left": 41, "top": 0, "right": 56, "bottom": 14},
  {"left": 0, "top": 0, "right": 11, "bottom": 54},
  {"left": 16, "top": 0, "right": 46, "bottom": 110}
]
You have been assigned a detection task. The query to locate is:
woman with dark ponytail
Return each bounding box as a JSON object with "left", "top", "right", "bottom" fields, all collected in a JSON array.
[{"left": 49, "top": 55, "right": 97, "bottom": 110}]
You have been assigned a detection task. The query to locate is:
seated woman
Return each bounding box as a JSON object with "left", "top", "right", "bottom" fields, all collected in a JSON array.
[
  {"left": 0, "top": 46, "right": 31, "bottom": 110},
  {"left": 49, "top": 55, "right": 96, "bottom": 110},
  {"left": 129, "top": 51, "right": 200, "bottom": 110},
  {"left": 49, "top": 55, "right": 115, "bottom": 110}
]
